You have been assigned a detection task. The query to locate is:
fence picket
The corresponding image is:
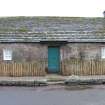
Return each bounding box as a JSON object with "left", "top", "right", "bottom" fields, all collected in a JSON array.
[
  {"left": 61, "top": 59, "right": 105, "bottom": 76},
  {"left": 0, "top": 61, "right": 46, "bottom": 77}
]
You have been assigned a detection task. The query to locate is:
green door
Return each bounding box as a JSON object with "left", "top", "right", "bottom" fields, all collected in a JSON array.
[{"left": 48, "top": 47, "right": 60, "bottom": 73}]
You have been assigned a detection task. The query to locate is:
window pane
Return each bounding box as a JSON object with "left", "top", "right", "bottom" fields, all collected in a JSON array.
[
  {"left": 3, "top": 49, "right": 12, "bottom": 60},
  {"left": 101, "top": 47, "right": 105, "bottom": 59}
]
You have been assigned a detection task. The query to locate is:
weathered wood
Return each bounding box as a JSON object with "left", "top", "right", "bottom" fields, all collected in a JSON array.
[
  {"left": 0, "top": 61, "right": 46, "bottom": 77},
  {"left": 61, "top": 59, "right": 105, "bottom": 76}
]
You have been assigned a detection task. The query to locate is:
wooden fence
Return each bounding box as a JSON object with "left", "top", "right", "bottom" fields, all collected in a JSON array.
[
  {"left": 61, "top": 59, "right": 105, "bottom": 76},
  {"left": 0, "top": 61, "right": 46, "bottom": 77},
  {"left": 1, "top": 59, "right": 105, "bottom": 76}
]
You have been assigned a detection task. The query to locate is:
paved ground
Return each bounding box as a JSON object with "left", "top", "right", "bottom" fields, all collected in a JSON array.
[
  {"left": 0, "top": 75, "right": 105, "bottom": 86},
  {"left": 1, "top": 75, "right": 105, "bottom": 81},
  {"left": 0, "top": 75, "right": 105, "bottom": 81},
  {"left": 0, "top": 85, "right": 105, "bottom": 105}
]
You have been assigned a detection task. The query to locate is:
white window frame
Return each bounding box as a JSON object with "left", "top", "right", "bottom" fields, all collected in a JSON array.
[
  {"left": 3, "top": 49, "right": 12, "bottom": 60},
  {"left": 101, "top": 47, "right": 105, "bottom": 59}
]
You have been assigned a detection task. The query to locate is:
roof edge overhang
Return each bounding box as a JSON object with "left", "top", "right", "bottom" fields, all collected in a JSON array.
[{"left": 0, "top": 39, "right": 105, "bottom": 43}]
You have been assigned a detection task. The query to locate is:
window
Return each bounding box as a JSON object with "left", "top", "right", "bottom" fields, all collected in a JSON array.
[
  {"left": 3, "top": 49, "right": 12, "bottom": 60},
  {"left": 101, "top": 47, "right": 105, "bottom": 59}
]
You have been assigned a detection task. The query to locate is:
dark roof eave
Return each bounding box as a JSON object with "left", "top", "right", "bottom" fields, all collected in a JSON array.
[{"left": 0, "top": 39, "right": 105, "bottom": 43}]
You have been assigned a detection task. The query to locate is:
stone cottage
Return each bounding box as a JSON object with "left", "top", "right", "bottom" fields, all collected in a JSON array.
[{"left": 0, "top": 17, "right": 105, "bottom": 76}]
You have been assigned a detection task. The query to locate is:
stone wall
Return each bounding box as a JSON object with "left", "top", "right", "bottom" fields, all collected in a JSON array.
[
  {"left": 60, "top": 43, "right": 105, "bottom": 61},
  {"left": 60, "top": 43, "right": 105, "bottom": 75},
  {"left": 0, "top": 42, "right": 105, "bottom": 76},
  {"left": 0, "top": 43, "right": 47, "bottom": 62},
  {"left": 0, "top": 42, "right": 104, "bottom": 62}
]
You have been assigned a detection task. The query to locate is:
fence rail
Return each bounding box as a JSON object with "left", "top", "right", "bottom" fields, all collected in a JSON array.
[
  {"left": 1, "top": 59, "right": 105, "bottom": 76},
  {"left": 61, "top": 59, "right": 105, "bottom": 76},
  {"left": 0, "top": 62, "right": 46, "bottom": 77}
]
